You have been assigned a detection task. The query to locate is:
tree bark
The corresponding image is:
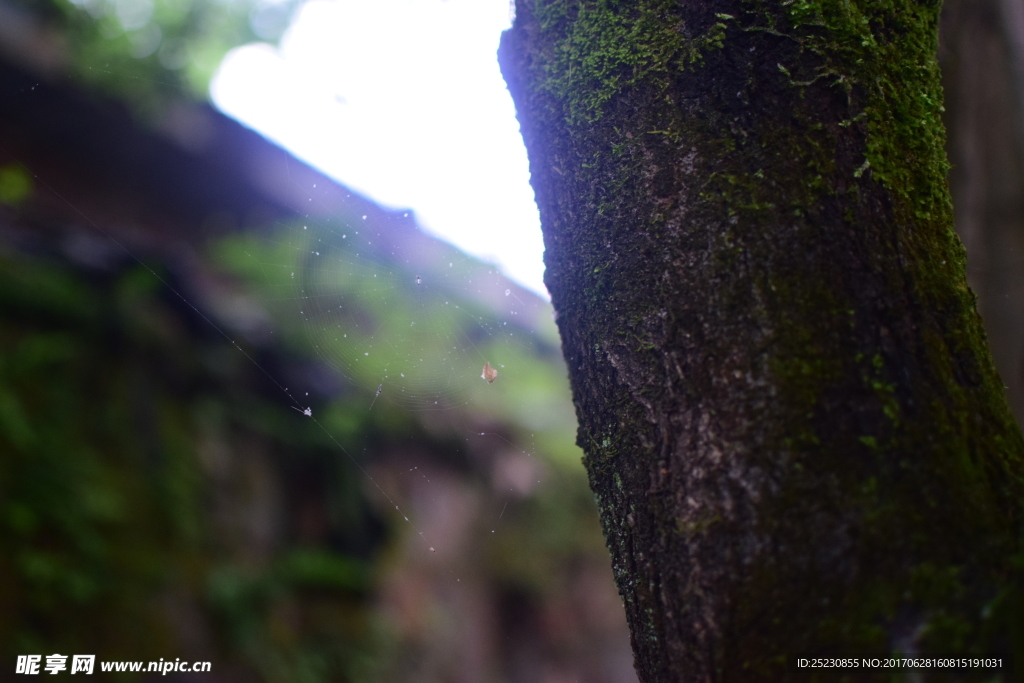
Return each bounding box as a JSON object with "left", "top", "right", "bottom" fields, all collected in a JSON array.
[{"left": 499, "top": 1, "right": 1024, "bottom": 680}]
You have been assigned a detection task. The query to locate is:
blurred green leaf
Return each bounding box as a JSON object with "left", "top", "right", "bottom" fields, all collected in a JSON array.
[
  {"left": 278, "top": 549, "right": 369, "bottom": 592},
  {"left": 0, "top": 164, "right": 32, "bottom": 207},
  {"left": 33, "top": 0, "right": 302, "bottom": 109}
]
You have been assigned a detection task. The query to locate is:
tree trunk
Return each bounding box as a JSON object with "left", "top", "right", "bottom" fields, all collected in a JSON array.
[{"left": 499, "top": 1, "right": 1024, "bottom": 680}]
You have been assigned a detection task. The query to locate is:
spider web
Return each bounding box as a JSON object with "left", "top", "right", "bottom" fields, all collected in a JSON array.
[{"left": 240, "top": 188, "right": 559, "bottom": 417}]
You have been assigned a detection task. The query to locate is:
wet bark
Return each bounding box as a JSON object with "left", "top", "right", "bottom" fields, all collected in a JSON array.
[{"left": 499, "top": 1, "right": 1024, "bottom": 681}]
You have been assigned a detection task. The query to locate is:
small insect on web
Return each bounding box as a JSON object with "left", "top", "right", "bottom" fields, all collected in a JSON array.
[
  {"left": 369, "top": 383, "right": 383, "bottom": 410},
  {"left": 481, "top": 362, "right": 498, "bottom": 384},
  {"left": 291, "top": 406, "right": 313, "bottom": 417}
]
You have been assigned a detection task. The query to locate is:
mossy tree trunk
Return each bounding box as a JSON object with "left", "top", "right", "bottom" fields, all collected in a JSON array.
[{"left": 499, "top": 1, "right": 1024, "bottom": 680}]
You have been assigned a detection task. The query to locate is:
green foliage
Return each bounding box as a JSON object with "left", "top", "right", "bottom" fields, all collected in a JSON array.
[
  {"left": 0, "top": 4, "right": 611, "bottom": 676},
  {"left": 211, "top": 224, "right": 581, "bottom": 466},
  {"left": 0, "top": 257, "right": 178, "bottom": 662},
  {"left": 487, "top": 466, "right": 607, "bottom": 592},
  {"left": 0, "top": 214, "right": 593, "bottom": 680},
  {"left": 0, "top": 164, "right": 33, "bottom": 207},
  {"left": 0, "top": 251, "right": 379, "bottom": 680},
  {"left": 33, "top": 0, "right": 300, "bottom": 109},
  {"left": 206, "top": 551, "right": 371, "bottom": 683}
]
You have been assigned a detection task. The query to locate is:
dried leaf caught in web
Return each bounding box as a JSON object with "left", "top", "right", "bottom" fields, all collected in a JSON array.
[{"left": 481, "top": 362, "right": 498, "bottom": 384}]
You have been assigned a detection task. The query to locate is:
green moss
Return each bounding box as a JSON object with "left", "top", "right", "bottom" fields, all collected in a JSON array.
[
  {"left": 764, "top": 0, "right": 952, "bottom": 224},
  {"left": 506, "top": 0, "right": 1024, "bottom": 668},
  {"left": 532, "top": 0, "right": 728, "bottom": 125},
  {"left": 0, "top": 251, "right": 383, "bottom": 679}
]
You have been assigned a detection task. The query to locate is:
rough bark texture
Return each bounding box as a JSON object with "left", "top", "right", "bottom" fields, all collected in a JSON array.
[{"left": 499, "top": 1, "right": 1024, "bottom": 680}]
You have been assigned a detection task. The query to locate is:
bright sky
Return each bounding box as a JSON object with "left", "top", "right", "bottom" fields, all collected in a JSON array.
[{"left": 209, "top": 0, "right": 548, "bottom": 297}]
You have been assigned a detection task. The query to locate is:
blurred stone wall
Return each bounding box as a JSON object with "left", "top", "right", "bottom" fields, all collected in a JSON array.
[
  {"left": 0, "top": 39, "right": 636, "bottom": 682},
  {"left": 941, "top": 0, "right": 1024, "bottom": 429}
]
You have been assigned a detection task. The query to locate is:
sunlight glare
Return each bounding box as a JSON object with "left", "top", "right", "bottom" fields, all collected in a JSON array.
[{"left": 210, "top": 0, "right": 547, "bottom": 297}]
